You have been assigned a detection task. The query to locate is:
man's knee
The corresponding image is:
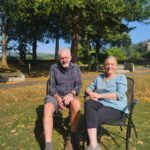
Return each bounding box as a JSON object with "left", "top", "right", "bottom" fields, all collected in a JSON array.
[
  {"left": 70, "top": 98, "right": 81, "bottom": 111},
  {"left": 44, "top": 102, "right": 55, "bottom": 116}
]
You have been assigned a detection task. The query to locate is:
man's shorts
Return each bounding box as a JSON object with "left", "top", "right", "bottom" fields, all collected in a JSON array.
[
  {"left": 44, "top": 95, "right": 59, "bottom": 111},
  {"left": 44, "top": 95, "right": 77, "bottom": 112}
]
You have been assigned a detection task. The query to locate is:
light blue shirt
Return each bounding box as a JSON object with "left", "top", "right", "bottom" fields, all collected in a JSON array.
[{"left": 86, "top": 74, "right": 128, "bottom": 113}]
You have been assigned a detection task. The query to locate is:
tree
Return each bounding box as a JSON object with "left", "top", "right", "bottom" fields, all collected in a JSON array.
[
  {"left": 12, "top": 0, "right": 53, "bottom": 62},
  {"left": 46, "top": 0, "right": 71, "bottom": 60},
  {"left": 1, "top": 0, "right": 149, "bottom": 67},
  {"left": 1, "top": 14, "right": 8, "bottom": 68},
  {"left": 63, "top": 0, "right": 85, "bottom": 63},
  {"left": 79, "top": 0, "right": 150, "bottom": 65},
  {"left": 0, "top": 0, "right": 14, "bottom": 68}
]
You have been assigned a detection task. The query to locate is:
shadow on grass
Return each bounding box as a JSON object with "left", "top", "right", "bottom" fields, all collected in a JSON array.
[
  {"left": 34, "top": 105, "right": 124, "bottom": 150},
  {"left": 97, "top": 126, "right": 124, "bottom": 150},
  {"left": 34, "top": 105, "right": 45, "bottom": 150},
  {"left": 34, "top": 105, "right": 85, "bottom": 150},
  {"left": 83, "top": 124, "right": 127, "bottom": 150}
]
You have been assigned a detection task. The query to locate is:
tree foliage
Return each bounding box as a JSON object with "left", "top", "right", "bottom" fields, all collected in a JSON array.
[
  {"left": 0, "top": 0, "right": 150, "bottom": 68},
  {"left": 106, "top": 47, "right": 126, "bottom": 59}
]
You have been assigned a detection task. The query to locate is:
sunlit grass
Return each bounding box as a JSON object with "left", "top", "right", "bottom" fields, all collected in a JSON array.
[{"left": 0, "top": 73, "right": 149, "bottom": 150}]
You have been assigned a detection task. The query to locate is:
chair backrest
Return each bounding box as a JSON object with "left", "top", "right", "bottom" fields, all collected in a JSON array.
[
  {"left": 126, "top": 77, "right": 134, "bottom": 111},
  {"left": 46, "top": 78, "right": 50, "bottom": 95}
]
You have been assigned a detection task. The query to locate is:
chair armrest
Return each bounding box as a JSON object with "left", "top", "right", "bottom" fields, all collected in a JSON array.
[{"left": 46, "top": 79, "right": 50, "bottom": 95}]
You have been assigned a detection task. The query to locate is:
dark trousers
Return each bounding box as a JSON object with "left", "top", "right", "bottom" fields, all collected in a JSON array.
[{"left": 85, "top": 100, "right": 126, "bottom": 128}]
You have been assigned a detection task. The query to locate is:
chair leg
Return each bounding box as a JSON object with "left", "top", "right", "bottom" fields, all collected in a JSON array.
[
  {"left": 86, "top": 130, "right": 90, "bottom": 146},
  {"left": 126, "top": 136, "right": 129, "bottom": 150},
  {"left": 83, "top": 132, "right": 85, "bottom": 150},
  {"left": 82, "top": 129, "right": 89, "bottom": 150},
  {"left": 128, "top": 125, "right": 132, "bottom": 138},
  {"left": 120, "top": 126, "right": 123, "bottom": 131},
  {"left": 83, "top": 124, "right": 85, "bottom": 150},
  {"left": 126, "top": 124, "right": 131, "bottom": 150},
  {"left": 132, "top": 122, "right": 138, "bottom": 139},
  {"left": 83, "top": 109, "right": 89, "bottom": 149},
  {"left": 126, "top": 127, "right": 130, "bottom": 150},
  {"left": 83, "top": 114, "right": 86, "bottom": 150}
]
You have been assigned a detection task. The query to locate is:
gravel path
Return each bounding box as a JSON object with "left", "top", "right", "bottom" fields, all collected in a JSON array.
[{"left": 0, "top": 76, "right": 97, "bottom": 89}]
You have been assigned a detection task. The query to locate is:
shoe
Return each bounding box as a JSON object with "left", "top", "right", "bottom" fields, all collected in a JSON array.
[
  {"left": 87, "top": 144, "right": 101, "bottom": 150},
  {"left": 64, "top": 135, "right": 73, "bottom": 150}
]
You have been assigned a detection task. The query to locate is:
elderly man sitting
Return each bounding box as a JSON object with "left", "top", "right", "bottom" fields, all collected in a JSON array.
[{"left": 43, "top": 48, "right": 82, "bottom": 150}]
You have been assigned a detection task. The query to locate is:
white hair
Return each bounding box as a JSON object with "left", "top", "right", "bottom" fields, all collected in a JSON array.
[
  {"left": 58, "top": 48, "right": 71, "bottom": 57},
  {"left": 104, "top": 56, "right": 118, "bottom": 65}
]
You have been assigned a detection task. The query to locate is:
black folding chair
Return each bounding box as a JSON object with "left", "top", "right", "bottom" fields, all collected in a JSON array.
[
  {"left": 46, "top": 78, "right": 51, "bottom": 95},
  {"left": 83, "top": 77, "right": 138, "bottom": 150}
]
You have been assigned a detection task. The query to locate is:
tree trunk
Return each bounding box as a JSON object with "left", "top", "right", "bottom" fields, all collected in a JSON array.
[
  {"left": 1, "top": 17, "right": 8, "bottom": 68},
  {"left": 55, "top": 29, "right": 59, "bottom": 60},
  {"left": 19, "top": 37, "right": 26, "bottom": 63},
  {"left": 71, "top": 6, "right": 79, "bottom": 63},
  {"left": 95, "top": 39, "right": 100, "bottom": 71},
  {"left": 32, "top": 38, "right": 37, "bottom": 61},
  {"left": 86, "top": 39, "right": 90, "bottom": 64}
]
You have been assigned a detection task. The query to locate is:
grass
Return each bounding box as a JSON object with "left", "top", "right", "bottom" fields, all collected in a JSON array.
[{"left": 0, "top": 72, "right": 150, "bottom": 150}]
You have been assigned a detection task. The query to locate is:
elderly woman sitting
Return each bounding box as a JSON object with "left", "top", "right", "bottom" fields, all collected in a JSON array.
[{"left": 85, "top": 56, "right": 128, "bottom": 150}]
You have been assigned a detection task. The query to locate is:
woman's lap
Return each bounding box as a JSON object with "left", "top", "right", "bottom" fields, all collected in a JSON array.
[{"left": 85, "top": 100, "right": 126, "bottom": 128}]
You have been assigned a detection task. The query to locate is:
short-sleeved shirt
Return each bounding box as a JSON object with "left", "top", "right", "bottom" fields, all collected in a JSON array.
[{"left": 86, "top": 74, "right": 128, "bottom": 113}]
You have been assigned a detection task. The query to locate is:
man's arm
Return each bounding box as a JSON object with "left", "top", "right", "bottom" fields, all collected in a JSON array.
[
  {"left": 63, "top": 65, "right": 82, "bottom": 105},
  {"left": 49, "top": 66, "right": 58, "bottom": 96}
]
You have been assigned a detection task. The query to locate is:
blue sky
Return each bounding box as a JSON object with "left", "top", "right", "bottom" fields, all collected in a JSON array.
[
  {"left": 37, "top": 39, "right": 70, "bottom": 54},
  {"left": 128, "top": 22, "right": 150, "bottom": 43},
  {"left": 37, "top": 22, "right": 150, "bottom": 54}
]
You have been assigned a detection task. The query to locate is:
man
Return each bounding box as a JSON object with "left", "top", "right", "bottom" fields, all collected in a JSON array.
[{"left": 43, "top": 48, "right": 82, "bottom": 150}]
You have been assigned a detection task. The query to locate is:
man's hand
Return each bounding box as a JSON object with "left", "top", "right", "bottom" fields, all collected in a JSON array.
[
  {"left": 58, "top": 101, "right": 66, "bottom": 111},
  {"left": 63, "top": 93, "right": 74, "bottom": 105},
  {"left": 54, "top": 94, "right": 66, "bottom": 111}
]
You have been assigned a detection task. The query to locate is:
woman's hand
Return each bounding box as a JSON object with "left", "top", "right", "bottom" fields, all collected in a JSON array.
[
  {"left": 89, "top": 92, "right": 100, "bottom": 101},
  {"left": 92, "top": 92, "right": 100, "bottom": 99}
]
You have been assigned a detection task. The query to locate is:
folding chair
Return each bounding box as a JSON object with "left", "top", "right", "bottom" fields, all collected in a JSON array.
[
  {"left": 46, "top": 78, "right": 50, "bottom": 95},
  {"left": 83, "top": 77, "right": 138, "bottom": 150}
]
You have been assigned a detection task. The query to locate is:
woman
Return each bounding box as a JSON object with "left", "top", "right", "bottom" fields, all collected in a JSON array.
[{"left": 85, "top": 56, "right": 128, "bottom": 150}]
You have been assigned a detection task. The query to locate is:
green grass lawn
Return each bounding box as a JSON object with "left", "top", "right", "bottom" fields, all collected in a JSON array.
[{"left": 0, "top": 73, "right": 150, "bottom": 150}]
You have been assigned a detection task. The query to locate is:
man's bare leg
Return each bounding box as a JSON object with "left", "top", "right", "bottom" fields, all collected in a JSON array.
[
  {"left": 65, "top": 98, "right": 80, "bottom": 150},
  {"left": 70, "top": 98, "right": 81, "bottom": 132},
  {"left": 43, "top": 103, "right": 55, "bottom": 150}
]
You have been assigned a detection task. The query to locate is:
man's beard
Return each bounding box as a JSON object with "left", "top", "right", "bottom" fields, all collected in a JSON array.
[{"left": 61, "top": 62, "right": 69, "bottom": 68}]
